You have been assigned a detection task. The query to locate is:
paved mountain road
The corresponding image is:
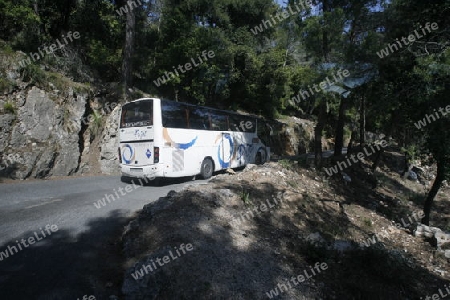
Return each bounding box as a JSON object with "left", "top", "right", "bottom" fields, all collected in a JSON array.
[{"left": 0, "top": 175, "right": 207, "bottom": 300}]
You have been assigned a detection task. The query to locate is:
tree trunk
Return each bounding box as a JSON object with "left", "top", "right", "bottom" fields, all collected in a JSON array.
[
  {"left": 153, "top": 0, "right": 163, "bottom": 67},
  {"left": 347, "top": 130, "right": 356, "bottom": 155},
  {"left": 62, "top": 0, "right": 76, "bottom": 30},
  {"left": 122, "top": 4, "right": 136, "bottom": 101},
  {"left": 371, "top": 147, "right": 384, "bottom": 172},
  {"left": 334, "top": 97, "right": 345, "bottom": 156},
  {"left": 359, "top": 94, "right": 365, "bottom": 146},
  {"left": 402, "top": 151, "right": 412, "bottom": 179},
  {"left": 315, "top": 0, "right": 331, "bottom": 167},
  {"left": 322, "top": 0, "right": 330, "bottom": 62},
  {"left": 422, "top": 162, "right": 445, "bottom": 225},
  {"left": 314, "top": 103, "right": 327, "bottom": 168}
]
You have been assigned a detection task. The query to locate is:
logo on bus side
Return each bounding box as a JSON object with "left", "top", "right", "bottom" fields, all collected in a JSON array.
[
  {"left": 122, "top": 144, "right": 135, "bottom": 164},
  {"left": 216, "top": 133, "right": 255, "bottom": 167},
  {"left": 217, "top": 134, "right": 234, "bottom": 168},
  {"left": 236, "top": 143, "right": 253, "bottom": 162},
  {"left": 134, "top": 129, "right": 147, "bottom": 139}
]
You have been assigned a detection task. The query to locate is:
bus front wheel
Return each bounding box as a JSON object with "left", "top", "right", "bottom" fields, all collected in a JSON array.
[{"left": 200, "top": 158, "right": 214, "bottom": 179}]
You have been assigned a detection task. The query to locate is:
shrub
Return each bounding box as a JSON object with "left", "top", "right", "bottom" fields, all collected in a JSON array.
[
  {"left": 240, "top": 189, "right": 252, "bottom": 206},
  {"left": 3, "top": 101, "right": 15, "bottom": 114},
  {"left": 89, "top": 110, "right": 103, "bottom": 136},
  {"left": 0, "top": 77, "right": 13, "bottom": 93},
  {"left": 21, "top": 63, "right": 47, "bottom": 86},
  {"left": 279, "top": 159, "right": 294, "bottom": 170}
]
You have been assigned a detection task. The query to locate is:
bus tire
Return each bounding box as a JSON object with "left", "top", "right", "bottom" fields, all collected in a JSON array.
[
  {"left": 200, "top": 158, "right": 214, "bottom": 179},
  {"left": 255, "top": 148, "right": 267, "bottom": 165},
  {"left": 121, "top": 176, "right": 133, "bottom": 183},
  {"left": 151, "top": 177, "right": 162, "bottom": 186}
]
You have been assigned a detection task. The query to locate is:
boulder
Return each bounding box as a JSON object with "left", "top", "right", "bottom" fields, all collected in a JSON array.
[{"left": 414, "top": 224, "right": 450, "bottom": 251}]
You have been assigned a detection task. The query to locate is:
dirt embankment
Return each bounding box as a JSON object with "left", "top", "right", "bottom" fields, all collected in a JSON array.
[{"left": 120, "top": 155, "right": 449, "bottom": 299}]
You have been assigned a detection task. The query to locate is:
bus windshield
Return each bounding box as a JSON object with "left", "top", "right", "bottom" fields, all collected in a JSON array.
[{"left": 121, "top": 100, "right": 153, "bottom": 128}]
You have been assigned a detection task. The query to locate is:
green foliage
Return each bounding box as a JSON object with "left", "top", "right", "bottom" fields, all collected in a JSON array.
[
  {"left": 21, "top": 63, "right": 47, "bottom": 86},
  {"left": 0, "top": 0, "right": 41, "bottom": 50},
  {"left": 240, "top": 189, "right": 252, "bottom": 206},
  {"left": 3, "top": 101, "right": 15, "bottom": 114},
  {"left": 286, "top": 180, "right": 299, "bottom": 189},
  {"left": 89, "top": 110, "right": 103, "bottom": 136},
  {"left": 47, "top": 72, "right": 70, "bottom": 91},
  {"left": 0, "top": 77, "right": 13, "bottom": 93},
  {"left": 0, "top": 39, "right": 14, "bottom": 54},
  {"left": 278, "top": 159, "right": 294, "bottom": 170},
  {"left": 343, "top": 126, "right": 352, "bottom": 141},
  {"left": 85, "top": 39, "right": 122, "bottom": 78},
  {"left": 401, "top": 145, "right": 418, "bottom": 161},
  {"left": 301, "top": 7, "right": 347, "bottom": 62},
  {"left": 363, "top": 218, "right": 373, "bottom": 228}
]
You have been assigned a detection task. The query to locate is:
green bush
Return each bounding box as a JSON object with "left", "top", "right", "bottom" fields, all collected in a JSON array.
[
  {"left": 89, "top": 110, "right": 104, "bottom": 136},
  {"left": 3, "top": 101, "right": 15, "bottom": 114},
  {"left": 240, "top": 189, "right": 252, "bottom": 206},
  {"left": 21, "top": 63, "right": 47, "bottom": 86},
  {"left": 279, "top": 159, "right": 294, "bottom": 170},
  {"left": 0, "top": 77, "right": 13, "bottom": 93},
  {"left": 0, "top": 40, "right": 14, "bottom": 54}
]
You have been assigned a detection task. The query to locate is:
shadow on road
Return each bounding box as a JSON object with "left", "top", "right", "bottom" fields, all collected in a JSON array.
[{"left": 0, "top": 210, "right": 130, "bottom": 300}]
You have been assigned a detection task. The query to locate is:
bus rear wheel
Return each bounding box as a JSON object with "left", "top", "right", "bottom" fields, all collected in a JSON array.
[{"left": 200, "top": 158, "right": 214, "bottom": 179}]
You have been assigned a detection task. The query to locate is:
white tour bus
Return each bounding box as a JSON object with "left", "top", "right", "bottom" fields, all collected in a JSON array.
[{"left": 119, "top": 98, "right": 270, "bottom": 182}]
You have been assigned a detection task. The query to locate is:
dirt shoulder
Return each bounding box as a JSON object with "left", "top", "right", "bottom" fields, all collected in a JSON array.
[{"left": 120, "top": 158, "right": 449, "bottom": 299}]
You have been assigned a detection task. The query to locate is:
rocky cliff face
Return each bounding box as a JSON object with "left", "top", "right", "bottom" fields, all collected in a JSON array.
[
  {"left": 0, "top": 47, "right": 126, "bottom": 179},
  {"left": 0, "top": 85, "right": 88, "bottom": 179},
  {"left": 99, "top": 105, "right": 121, "bottom": 175}
]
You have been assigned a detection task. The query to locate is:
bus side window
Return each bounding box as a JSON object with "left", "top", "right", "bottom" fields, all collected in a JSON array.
[
  {"left": 185, "top": 108, "right": 190, "bottom": 128},
  {"left": 189, "top": 107, "right": 209, "bottom": 130},
  {"left": 162, "top": 101, "right": 189, "bottom": 129},
  {"left": 210, "top": 112, "right": 227, "bottom": 131},
  {"left": 229, "top": 115, "right": 240, "bottom": 131}
]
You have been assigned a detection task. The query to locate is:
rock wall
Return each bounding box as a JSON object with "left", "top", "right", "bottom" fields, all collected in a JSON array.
[
  {"left": 0, "top": 86, "right": 88, "bottom": 179},
  {"left": 99, "top": 105, "right": 121, "bottom": 175},
  {"left": 0, "top": 43, "right": 130, "bottom": 180}
]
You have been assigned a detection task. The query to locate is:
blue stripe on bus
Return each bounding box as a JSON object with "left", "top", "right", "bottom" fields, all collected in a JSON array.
[{"left": 176, "top": 136, "right": 198, "bottom": 150}]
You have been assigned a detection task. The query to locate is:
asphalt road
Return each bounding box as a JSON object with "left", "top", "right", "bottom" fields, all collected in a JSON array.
[{"left": 0, "top": 175, "right": 208, "bottom": 300}]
